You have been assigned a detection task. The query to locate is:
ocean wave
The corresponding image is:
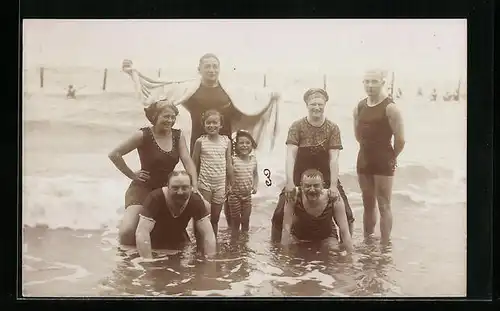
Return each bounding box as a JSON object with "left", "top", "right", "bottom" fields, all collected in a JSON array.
[
  {"left": 23, "top": 175, "right": 126, "bottom": 230},
  {"left": 22, "top": 161, "right": 465, "bottom": 231},
  {"left": 22, "top": 92, "right": 466, "bottom": 230}
]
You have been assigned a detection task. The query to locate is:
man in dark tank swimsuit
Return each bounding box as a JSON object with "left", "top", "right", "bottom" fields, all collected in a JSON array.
[
  {"left": 271, "top": 88, "right": 355, "bottom": 242},
  {"left": 271, "top": 169, "right": 353, "bottom": 253},
  {"left": 134, "top": 171, "right": 216, "bottom": 258},
  {"left": 353, "top": 70, "right": 406, "bottom": 246},
  {"left": 181, "top": 54, "right": 238, "bottom": 229},
  {"left": 184, "top": 53, "right": 238, "bottom": 154}
]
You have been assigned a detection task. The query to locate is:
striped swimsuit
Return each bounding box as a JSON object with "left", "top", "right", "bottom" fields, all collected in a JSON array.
[
  {"left": 198, "top": 135, "right": 230, "bottom": 204},
  {"left": 227, "top": 155, "right": 257, "bottom": 223}
]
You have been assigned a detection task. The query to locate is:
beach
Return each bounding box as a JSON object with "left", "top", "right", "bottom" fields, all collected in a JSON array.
[{"left": 22, "top": 70, "right": 467, "bottom": 297}]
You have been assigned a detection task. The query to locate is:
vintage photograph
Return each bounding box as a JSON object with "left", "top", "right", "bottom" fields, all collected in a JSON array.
[{"left": 22, "top": 19, "right": 467, "bottom": 297}]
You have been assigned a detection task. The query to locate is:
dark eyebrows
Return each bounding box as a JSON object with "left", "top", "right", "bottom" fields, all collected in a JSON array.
[{"left": 302, "top": 182, "right": 323, "bottom": 186}]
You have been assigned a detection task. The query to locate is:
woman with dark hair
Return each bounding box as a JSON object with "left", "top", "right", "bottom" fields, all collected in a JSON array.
[{"left": 108, "top": 100, "right": 198, "bottom": 245}]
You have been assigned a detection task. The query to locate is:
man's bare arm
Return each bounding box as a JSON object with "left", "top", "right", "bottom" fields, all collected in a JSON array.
[
  {"left": 135, "top": 214, "right": 156, "bottom": 259},
  {"left": 332, "top": 198, "right": 354, "bottom": 253},
  {"left": 353, "top": 106, "right": 361, "bottom": 143},
  {"left": 195, "top": 216, "right": 216, "bottom": 258},
  {"left": 386, "top": 103, "right": 406, "bottom": 157},
  {"left": 328, "top": 149, "right": 340, "bottom": 188},
  {"left": 286, "top": 145, "right": 298, "bottom": 187},
  {"left": 281, "top": 195, "right": 295, "bottom": 246}
]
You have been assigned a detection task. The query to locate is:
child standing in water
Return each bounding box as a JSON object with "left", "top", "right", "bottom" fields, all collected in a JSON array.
[
  {"left": 192, "top": 109, "right": 233, "bottom": 237},
  {"left": 228, "top": 130, "right": 259, "bottom": 237}
]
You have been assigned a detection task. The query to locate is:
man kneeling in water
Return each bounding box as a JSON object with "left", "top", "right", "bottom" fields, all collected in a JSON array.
[
  {"left": 271, "top": 169, "right": 354, "bottom": 253},
  {"left": 134, "top": 171, "right": 216, "bottom": 259}
]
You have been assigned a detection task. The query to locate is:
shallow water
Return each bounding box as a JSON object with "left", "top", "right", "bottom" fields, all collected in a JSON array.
[{"left": 22, "top": 81, "right": 466, "bottom": 297}]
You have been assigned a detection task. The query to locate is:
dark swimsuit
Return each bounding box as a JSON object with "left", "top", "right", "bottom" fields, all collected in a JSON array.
[
  {"left": 273, "top": 189, "right": 337, "bottom": 242},
  {"left": 184, "top": 84, "right": 237, "bottom": 153},
  {"left": 356, "top": 98, "right": 396, "bottom": 176},
  {"left": 271, "top": 118, "right": 354, "bottom": 240},
  {"left": 124, "top": 127, "right": 180, "bottom": 208},
  {"left": 292, "top": 191, "right": 337, "bottom": 242}
]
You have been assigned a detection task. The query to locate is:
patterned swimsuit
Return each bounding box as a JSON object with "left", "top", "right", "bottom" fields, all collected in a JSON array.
[
  {"left": 198, "top": 135, "right": 230, "bottom": 204},
  {"left": 227, "top": 155, "right": 257, "bottom": 222}
]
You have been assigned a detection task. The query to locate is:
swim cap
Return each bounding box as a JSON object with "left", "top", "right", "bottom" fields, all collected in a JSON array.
[{"left": 303, "top": 88, "right": 329, "bottom": 103}]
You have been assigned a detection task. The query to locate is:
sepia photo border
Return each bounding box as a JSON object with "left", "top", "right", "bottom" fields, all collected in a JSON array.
[{"left": 13, "top": 0, "right": 494, "bottom": 306}]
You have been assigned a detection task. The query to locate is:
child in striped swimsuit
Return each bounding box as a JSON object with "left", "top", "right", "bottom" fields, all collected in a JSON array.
[
  {"left": 192, "top": 110, "right": 233, "bottom": 237},
  {"left": 228, "top": 130, "right": 259, "bottom": 237}
]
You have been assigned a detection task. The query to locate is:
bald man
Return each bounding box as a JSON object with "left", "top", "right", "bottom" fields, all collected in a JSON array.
[{"left": 353, "top": 70, "right": 405, "bottom": 246}]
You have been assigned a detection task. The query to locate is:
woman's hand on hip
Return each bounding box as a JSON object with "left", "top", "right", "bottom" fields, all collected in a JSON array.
[{"left": 133, "top": 170, "right": 150, "bottom": 182}]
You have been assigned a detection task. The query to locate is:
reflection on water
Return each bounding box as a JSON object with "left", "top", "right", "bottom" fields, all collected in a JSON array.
[
  {"left": 96, "top": 226, "right": 400, "bottom": 297},
  {"left": 22, "top": 93, "right": 466, "bottom": 297}
]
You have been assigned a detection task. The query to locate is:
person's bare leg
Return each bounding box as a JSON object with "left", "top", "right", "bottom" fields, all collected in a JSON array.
[
  {"left": 358, "top": 174, "right": 377, "bottom": 238},
  {"left": 118, "top": 205, "right": 142, "bottom": 245},
  {"left": 374, "top": 175, "right": 394, "bottom": 246},
  {"left": 211, "top": 203, "right": 223, "bottom": 237},
  {"left": 230, "top": 215, "right": 241, "bottom": 241},
  {"left": 240, "top": 197, "right": 252, "bottom": 232},
  {"left": 224, "top": 201, "right": 231, "bottom": 227}
]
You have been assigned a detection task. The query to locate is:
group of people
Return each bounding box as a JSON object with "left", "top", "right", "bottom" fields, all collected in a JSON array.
[{"left": 108, "top": 53, "right": 405, "bottom": 260}]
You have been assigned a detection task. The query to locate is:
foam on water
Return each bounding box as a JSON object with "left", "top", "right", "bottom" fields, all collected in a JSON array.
[
  {"left": 23, "top": 255, "right": 92, "bottom": 286},
  {"left": 22, "top": 79, "right": 467, "bottom": 296}
]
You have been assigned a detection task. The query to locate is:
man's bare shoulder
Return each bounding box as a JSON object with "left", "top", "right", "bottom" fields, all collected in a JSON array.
[{"left": 386, "top": 102, "right": 402, "bottom": 117}]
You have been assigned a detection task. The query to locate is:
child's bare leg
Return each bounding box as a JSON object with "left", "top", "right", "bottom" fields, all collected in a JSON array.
[
  {"left": 230, "top": 215, "right": 241, "bottom": 241},
  {"left": 211, "top": 203, "right": 223, "bottom": 237},
  {"left": 240, "top": 196, "right": 252, "bottom": 232}
]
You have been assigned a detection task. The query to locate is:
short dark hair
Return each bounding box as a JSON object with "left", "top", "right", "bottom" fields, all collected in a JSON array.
[
  {"left": 143, "top": 101, "right": 179, "bottom": 125},
  {"left": 300, "top": 169, "right": 324, "bottom": 183},
  {"left": 198, "top": 53, "right": 220, "bottom": 67},
  {"left": 167, "top": 170, "right": 192, "bottom": 185}
]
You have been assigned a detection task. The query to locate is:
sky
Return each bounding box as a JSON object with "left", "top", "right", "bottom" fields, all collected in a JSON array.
[{"left": 22, "top": 19, "right": 467, "bottom": 80}]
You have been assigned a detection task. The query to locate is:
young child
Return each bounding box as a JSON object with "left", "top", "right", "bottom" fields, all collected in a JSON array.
[
  {"left": 192, "top": 109, "right": 233, "bottom": 238},
  {"left": 227, "top": 130, "right": 259, "bottom": 237}
]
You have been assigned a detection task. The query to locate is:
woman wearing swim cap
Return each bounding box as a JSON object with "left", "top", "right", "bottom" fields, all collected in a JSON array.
[{"left": 272, "top": 88, "right": 354, "bottom": 243}]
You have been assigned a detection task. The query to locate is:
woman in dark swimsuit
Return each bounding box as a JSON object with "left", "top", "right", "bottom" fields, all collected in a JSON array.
[{"left": 108, "top": 100, "right": 198, "bottom": 245}]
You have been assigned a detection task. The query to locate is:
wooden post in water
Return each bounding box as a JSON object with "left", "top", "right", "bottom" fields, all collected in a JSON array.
[
  {"left": 263, "top": 74, "right": 267, "bottom": 88},
  {"left": 102, "top": 68, "right": 108, "bottom": 91},
  {"left": 323, "top": 74, "right": 327, "bottom": 91},
  {"left": 40, "top": 67, "right": 44, "bottom": 88},
  {"left": 158, "top": 68, "right": 161, "bottom": 77}
]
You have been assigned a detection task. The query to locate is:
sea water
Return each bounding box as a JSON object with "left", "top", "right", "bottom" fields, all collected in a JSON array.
[{"left": 22, "top": 70, "right": 466, "bottom": 297}]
